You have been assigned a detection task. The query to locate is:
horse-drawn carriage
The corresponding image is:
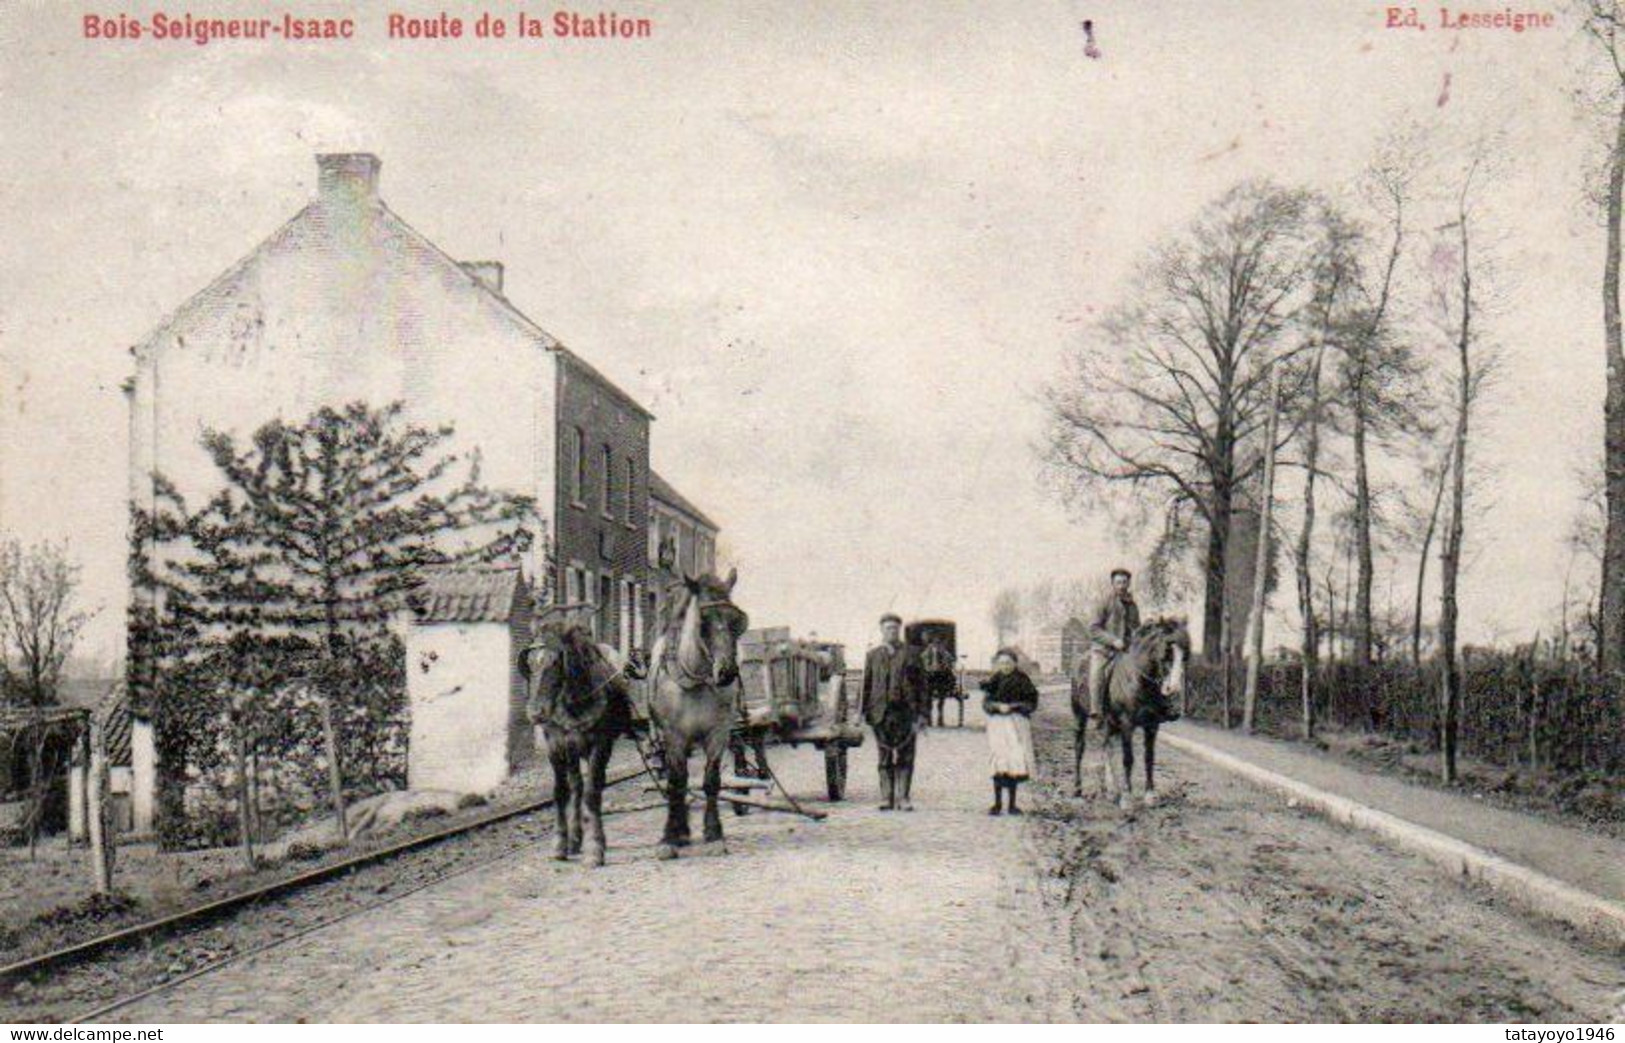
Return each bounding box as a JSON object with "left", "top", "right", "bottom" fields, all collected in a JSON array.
[{"left": 906, "top": 619, "right": 966, "bottom": 727}]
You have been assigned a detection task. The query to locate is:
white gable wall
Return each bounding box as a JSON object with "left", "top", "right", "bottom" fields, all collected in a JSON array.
[
  {"left": 406, "top": 622, "right": 515, "bottom": 794},
  {"left": 129, "top": 189, "right": 559, "bottom": 562}
]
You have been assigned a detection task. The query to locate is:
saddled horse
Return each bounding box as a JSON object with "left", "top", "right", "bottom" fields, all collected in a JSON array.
[
  {"left": 1070, "top": 617, "right": 1189, "bottom": 810},
  {"left": 647, "top": 568, "right": 749, "bottom": 860},
  {"left": 519, "top": 606, "right": 633, "bottom": 867}
]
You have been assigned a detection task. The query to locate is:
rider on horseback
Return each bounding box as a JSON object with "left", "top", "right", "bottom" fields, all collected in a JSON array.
[{"left": 1086, "top": 568, "right": 1181, "bottom": 729}]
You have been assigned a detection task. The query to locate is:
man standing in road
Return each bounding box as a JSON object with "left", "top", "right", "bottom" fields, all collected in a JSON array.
[
  {"left": 862, "top": 613, "right": 927, "bottom": 811},
  {"left": 1087, "top": 567, "right": 1141, "bottom": 728}
]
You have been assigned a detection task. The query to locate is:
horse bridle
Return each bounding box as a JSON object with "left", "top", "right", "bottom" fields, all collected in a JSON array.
[
  {"left": 525, "top": 639, "right": 627, "bottom": 723},
  {"left": 667, "top": 597, "right": 748, "bottom": 690},
  {"left": 1117, "top": 630, "right": 1184, "bottom": 697}
]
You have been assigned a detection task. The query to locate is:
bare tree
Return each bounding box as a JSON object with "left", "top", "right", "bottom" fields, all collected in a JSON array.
[
  {"left": 990, "top": 588, "right": 1021, "bottom": 647},
  {"left": 1434, "top": 148, "right": 1497, "bottom": 785},
  {"left": 0, "top": 537, "right": 96, "bottom": 854},
  {"left": 1343, "top": 138, "right": 1433, "bottom": 665},
  {"left": 1043, "top": 181, "right": 1317, "bottom": 660},
  {"left": 0, "top": 538, "right": 95, "bottom": 707},
  {"left": 1293, "top": 205, "right": 1367, "bottom": 737}
]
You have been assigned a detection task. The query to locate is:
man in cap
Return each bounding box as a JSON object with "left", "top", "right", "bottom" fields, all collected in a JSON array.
[{"left": 861, "top": 612, "right": 927, "bottom": 811}]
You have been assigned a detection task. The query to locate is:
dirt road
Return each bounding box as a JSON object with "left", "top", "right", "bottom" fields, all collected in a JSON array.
[
  {"left": 106, "top": 702, "right": 1624, "bottom": 1022},
  {"left": 1029, "top": 703, "right": 1624, "bottom": 1022}
]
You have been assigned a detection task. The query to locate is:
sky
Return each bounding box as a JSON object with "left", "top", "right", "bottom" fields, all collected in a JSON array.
[{"left": 0, "top": 0, "right": 1607, "bottom": 667}]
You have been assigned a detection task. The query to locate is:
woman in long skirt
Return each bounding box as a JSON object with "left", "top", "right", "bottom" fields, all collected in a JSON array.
[{"left": 980, "top": 648, "right": 1039, "bottom": 815}]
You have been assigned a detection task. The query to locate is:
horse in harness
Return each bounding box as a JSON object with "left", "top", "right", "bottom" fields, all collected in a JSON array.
[
  {"left": 1071, "top": 617, "right": 1189, "bottom": 810},
  {"left": 646, "top": 568, "right": 749, "bottom": 860},
  {"left": 920, "top": 639, "right": 960, "bottom": 727},
  {"left": 519, "top": 603, "right": 636, "bottom": 867}
]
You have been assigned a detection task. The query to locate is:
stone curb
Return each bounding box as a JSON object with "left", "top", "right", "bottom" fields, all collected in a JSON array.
[{"left": 1161, "top": 730, "right": 1625, "bottom": 950}]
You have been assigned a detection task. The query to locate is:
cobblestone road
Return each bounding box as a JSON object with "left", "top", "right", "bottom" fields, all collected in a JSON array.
[{"left": 116, "top": 726, "right": 1077, "bottom": 1022}]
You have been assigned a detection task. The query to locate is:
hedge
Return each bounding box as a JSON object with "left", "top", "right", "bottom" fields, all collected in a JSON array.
[{"left": 1185, "top": 654, "right": 1624, "bottom": 776}]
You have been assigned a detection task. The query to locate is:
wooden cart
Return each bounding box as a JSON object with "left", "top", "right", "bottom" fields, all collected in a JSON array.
[{"left": 731, "top": 628, "right": 864, "bottom": 803}]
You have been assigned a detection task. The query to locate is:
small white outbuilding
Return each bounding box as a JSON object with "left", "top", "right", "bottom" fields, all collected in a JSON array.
[{"left": 405, "top": 564, "right": 536, "bottom": 795}]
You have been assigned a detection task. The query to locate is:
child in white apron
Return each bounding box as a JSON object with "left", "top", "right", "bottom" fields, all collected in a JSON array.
[{"left": 980, "top": 649, "right": 1039, "bottom": 815}]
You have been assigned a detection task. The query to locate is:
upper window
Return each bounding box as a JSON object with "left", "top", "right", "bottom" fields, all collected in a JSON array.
[
  {"left": 623, "top": 458, "right": 636, "bottom": 524},
  {"left": 600, "top": 444, "right": 614, "bottom": 516},
  {"left": 570, "top": 427, "right": 586, "bottom": 505}
]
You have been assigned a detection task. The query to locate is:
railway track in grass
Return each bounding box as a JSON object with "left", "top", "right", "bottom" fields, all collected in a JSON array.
[{"left": 0, "top": 767, "right": 652, "bottom": 1023}]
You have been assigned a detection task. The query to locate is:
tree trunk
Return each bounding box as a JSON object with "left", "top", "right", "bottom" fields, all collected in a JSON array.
[
  {"left": 1353, "top": 400, "right": 1376, "bottom": 665},
  {"left": 1352, "top": 196, "right": 1403, "bottom": 668},
  {"left": 1413, "top": 438, "right": 1453, "bottom": 666},
  {"left": 1325, "top": 571, "right": 1337, "bottom": 665},
  {"left": 1439, "top": 214, "right": 1473, "bottom": 785},
  {"left": 1243, "top": 372, "right": 1282, "bottom": 733},
  {"left": 319, "top": 548, "right": 351, "bottom": 842},
  {"left": 1341, "top": 538, "right": 1354, "bottom": 661},
  {"left": 1203, "top": 404, "right": 1237, "bottom": 664},
  {"left": 1297, "top": 343, "right": 1329, "bottom": 739},
  {"left": 248, "top": 745, "right": 261, "bottom": 846},
  {"left": 233, "top": 710, "right": 256, "bottom": 869},
  {"left": 1203, "top": 500, "right": 1230, "bottom": 664},
  {"left": 1602, "top": 94, "right": 1625, "bottom": 674},
  {"left": 319, "top": 694, "right": 349, "bottom": 843}
]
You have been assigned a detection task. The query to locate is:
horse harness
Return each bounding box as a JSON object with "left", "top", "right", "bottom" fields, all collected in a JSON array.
[{"left": 657, "top": 597, "right": 748, "bottom": 692}]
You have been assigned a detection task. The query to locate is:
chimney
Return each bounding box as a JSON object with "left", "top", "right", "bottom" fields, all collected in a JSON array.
[
  {"left": 316, "top": 153, "right": 381, "bottom": 204},
  {"left": 460, "top": 261, "right": 505, "bottom": 295}
]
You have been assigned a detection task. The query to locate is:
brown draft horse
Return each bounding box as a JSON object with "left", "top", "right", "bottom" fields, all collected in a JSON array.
[
  {"left": 646, "top": 568, "right": 749, "bottom": 860},
  {"left": 1070, "top": 617, "right": 1189, "bottom": 810},
  {"left": 520, "top": 606, "right": 632, "bottom": 867}
]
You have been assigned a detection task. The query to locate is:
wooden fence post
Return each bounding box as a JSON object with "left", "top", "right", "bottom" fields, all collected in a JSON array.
[{"left": 86, "top": 710, "right": 115, "bottom": 895}]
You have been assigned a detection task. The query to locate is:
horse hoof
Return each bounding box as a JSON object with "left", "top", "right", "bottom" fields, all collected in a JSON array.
[
  {"left": 1144, "top": 789, "right": 1159, "bottom": 808},
  {"left": 1118, "top": 794, "right": 1135, "bottom": 813},
  {"left": 703, "top": 831, "right": 724, "bottom": 845},
  {"left": 656, "top": 843, "right": 678, "bottom": 861},
  {"left": 551, "top": 839, "right": 569, "bottom": 861},
  {"left": 672, "top": 835, "right": 693, "bottom": 849},
  {"left": 587, "top": 846, "right": 606, "bottom": 868}
]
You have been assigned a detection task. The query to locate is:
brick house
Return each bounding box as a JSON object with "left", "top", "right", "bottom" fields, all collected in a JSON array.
[
  {"left": 555, "top": 363, "right": 654, "bottom": 657},
  {"left": 646, "top": 470, "right": 720, "bottom": 644}
]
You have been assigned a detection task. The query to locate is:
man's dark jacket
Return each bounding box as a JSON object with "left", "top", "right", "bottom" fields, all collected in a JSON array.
[
  {"left": 861, "top": 641, "right": 926, "bottom": 727},
  {"left": 1089, "top": 591, "right": 1141, "bottom": 654}
]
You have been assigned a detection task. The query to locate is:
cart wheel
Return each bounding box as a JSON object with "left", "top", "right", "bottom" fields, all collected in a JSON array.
[{"left": 825, "top": 746, "right": 848, "bottom": 802}]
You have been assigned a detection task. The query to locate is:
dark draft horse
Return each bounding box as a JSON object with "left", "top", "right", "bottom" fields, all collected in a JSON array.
[
  {"left": 646, "top": 568, "right": 749, "bottom": 860},
  {"left": 1070, "top": 618, "right": 1190, "bottom": 810},
  {"left": 520, "top": 607, "right": 633, "bottom": 867}
]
